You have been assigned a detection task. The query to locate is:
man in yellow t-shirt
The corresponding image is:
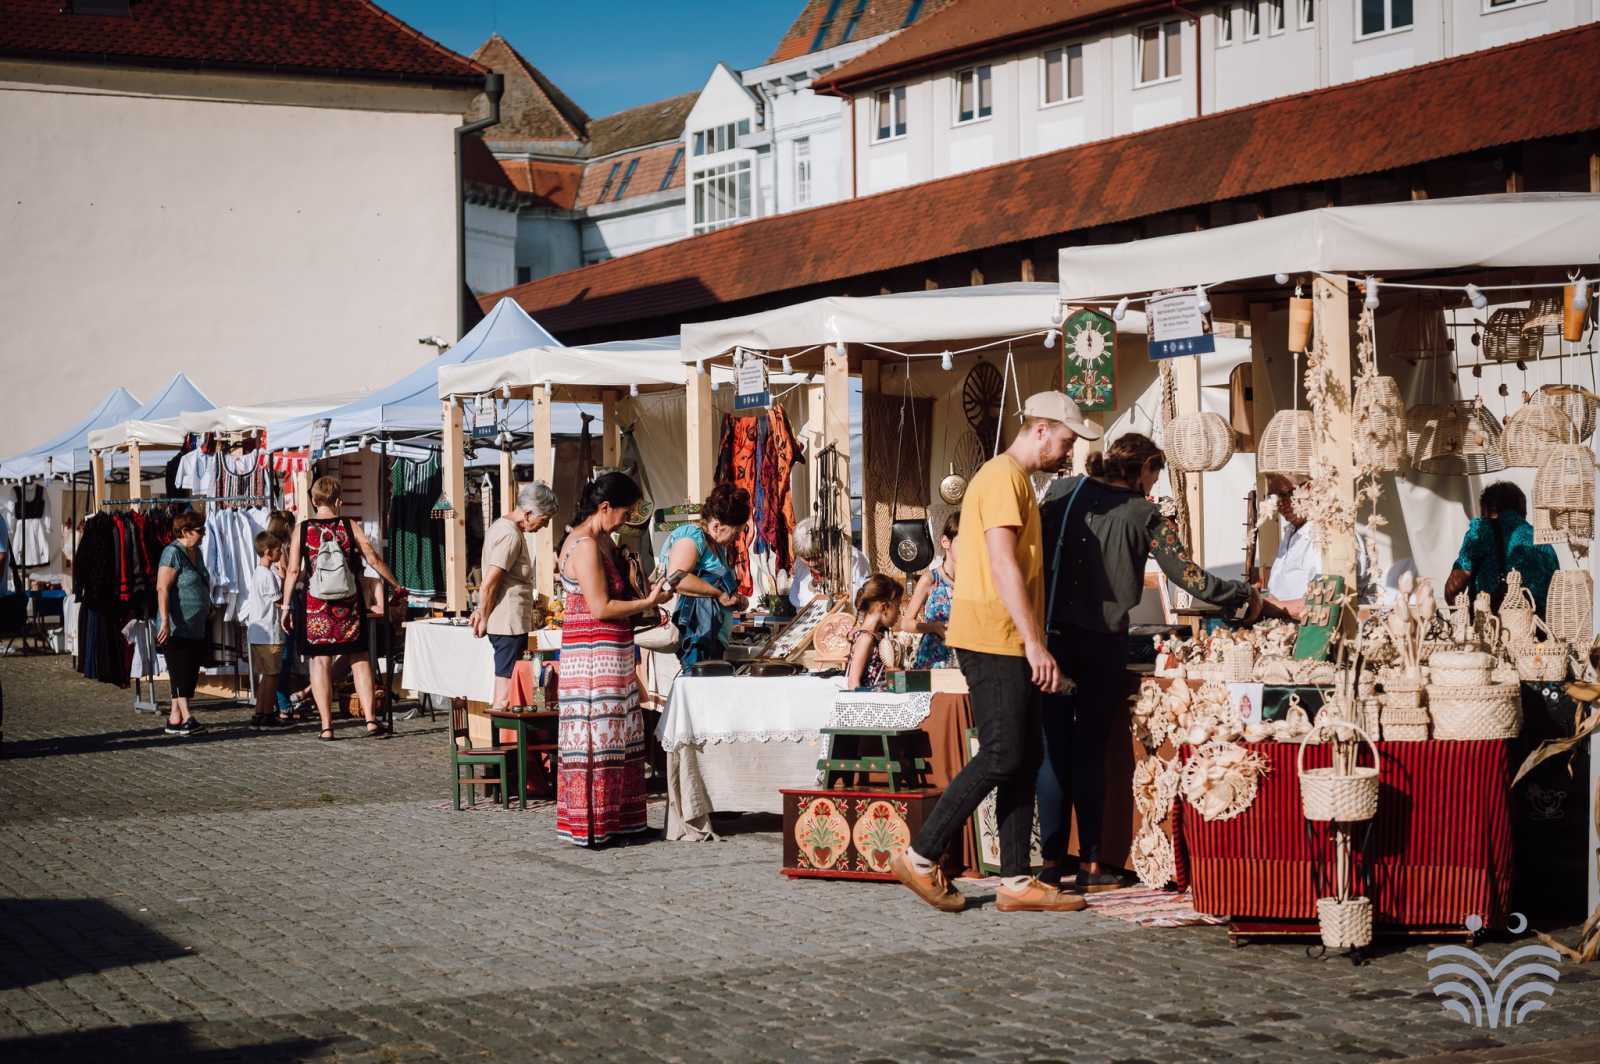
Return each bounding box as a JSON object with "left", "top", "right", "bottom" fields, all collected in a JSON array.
[{"left": 891, "top": 392, "right": 1102, "bottom": 914}]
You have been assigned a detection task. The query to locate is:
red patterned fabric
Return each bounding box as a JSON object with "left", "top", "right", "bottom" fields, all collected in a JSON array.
[
  {"left": 1173, "top": 739, "right": 1513, "bottom": 927},
  {"left": 556, "top": 547, "right": 647, "bottom": 846},
  {"left": 300, "top": 519, "right": 363, "bottom": 655}
]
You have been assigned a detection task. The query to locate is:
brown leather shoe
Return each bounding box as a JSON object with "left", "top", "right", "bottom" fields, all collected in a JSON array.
[
  {"left": 890, "top": 851, "right": 966, "bottom": 912},
  {"left": 995, "top": 877, "right": 1088, "bottom": 913}
]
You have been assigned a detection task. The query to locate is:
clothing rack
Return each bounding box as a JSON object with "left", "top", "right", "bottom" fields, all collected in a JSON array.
[{"left": 97, "top": 494, "right": 274, "bottom": 508}]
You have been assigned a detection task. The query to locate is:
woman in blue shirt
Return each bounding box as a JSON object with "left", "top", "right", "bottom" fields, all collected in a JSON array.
[
  {"left": 657, "top": 484, "right": 750, "bottom": 666},
  {"left": 1445, "top": 482, "right": 1559, "bottom": 614}
]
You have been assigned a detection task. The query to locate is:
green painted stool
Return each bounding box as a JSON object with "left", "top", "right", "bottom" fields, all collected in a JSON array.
[{"left": 818, "top": 728, "right": 929, "bottom": 792}]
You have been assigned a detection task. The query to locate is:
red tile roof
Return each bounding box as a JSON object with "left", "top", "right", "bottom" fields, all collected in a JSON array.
[
  {"left": 575, "top": 143, "right": 687, "bottom": 209},
  {"left": 498, "top": 158, "right": 584, "bottom": 210},
  {"left": 768, "top": 0, "right": 959, "bottom": 63},
  {"left": 815, "top": 0, "right": 1157, "bottom": 92},
  {"left": 0, "top": 0, "right": 485, "bottom": 87},
  {"left": 489, "top": 23, "right": 1600, "bottom": 336},
  {"left": 585, "top": 92, "right": 699, "bottom": 157},
  {"left": 470, "top": 33, "right": 588, "bottom": 141}
]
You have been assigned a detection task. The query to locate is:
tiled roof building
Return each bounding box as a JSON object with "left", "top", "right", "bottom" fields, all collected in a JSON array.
[{"left": 768, "top": 0, "right": 959, "bottom": 62}]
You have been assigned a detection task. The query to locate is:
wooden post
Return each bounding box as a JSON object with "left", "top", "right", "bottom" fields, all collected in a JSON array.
[
  {"left": 293, "top": 469, "right": 311, "bottom": 518},
  {"left": 1020, "top": 257, "right": 1035, "bottom": 283},
  {"left": 532, "top": 386, "right": 555, "bottom": 598},
  {"left": 441, "top": 398, "right": 468, "bottom": 613},
  {"left": 1172, "top": 354, "right": 1205, "bottom": 565},
  {"left": 1249, "top": 302, "right": 1281, "bottom": 578},
  {"left": 127, "top": 443, "right": 143, "bottom": 502},
  {"left": 822, "top": 343, "right": 851, "bottom": 541},
  {"left": 859, "top": 358, "right": 880, "bottom": 566},
  {"left": 601, "top": 389, "right": 620, "bottom": 468},
  {"left": 498, "top": 446, "right": 515, "bottom": 516},
  {"left": 685, "top": 367, "right": 714, "bottom": 502},
  {"left": 91, "top": 450, "right": 106, "bottom": 511},
  {"left": 1312, "top": 275, "right": 1358, "bottom": 598}
]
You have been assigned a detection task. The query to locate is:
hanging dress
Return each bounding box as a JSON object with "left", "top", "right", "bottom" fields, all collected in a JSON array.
[
  {"left": 911, "top": 565, "right": 956, "bottom": 668},
  {"left": 556, "top": 538, "right": 648, "bottom": 847},
  {"left": 298, "top": 518, "right": 365, "bottom": 657},
  {"left": 12, "top": 485, "right": 52, "bottom": 568}
]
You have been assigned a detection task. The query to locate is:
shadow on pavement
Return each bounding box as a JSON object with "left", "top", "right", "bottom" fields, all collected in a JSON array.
[
  {"left": 0, "top": 898, "right": 190, "bottom": 990},
  {"left": 0, "top": 1021, "right": 328, "bottom": 1062}
]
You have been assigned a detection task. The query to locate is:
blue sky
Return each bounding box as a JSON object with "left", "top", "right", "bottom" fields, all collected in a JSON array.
[{"left": 383, "top": 1, "right": 805, "bottom": 117}]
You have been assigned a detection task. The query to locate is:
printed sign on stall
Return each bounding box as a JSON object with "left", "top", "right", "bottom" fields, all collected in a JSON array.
[
  {"left": 1145, "top": 289, "right": 1216, "bottom": 360},
  {"left": 735, "top": 350, "right": 771, "bottom": 410}
]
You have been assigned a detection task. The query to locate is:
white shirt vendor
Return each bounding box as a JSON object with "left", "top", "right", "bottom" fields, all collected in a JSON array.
[
  {"left": 1266, "top": 517, "right": 1372, "bottom": 602},
  {"left": 788, "top": 547, "right": 872, "bottom": 609}
]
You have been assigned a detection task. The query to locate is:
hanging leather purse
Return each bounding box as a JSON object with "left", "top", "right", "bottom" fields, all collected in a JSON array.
[{"left": 888, "top": 362, "right": 935, "bottom": 574}]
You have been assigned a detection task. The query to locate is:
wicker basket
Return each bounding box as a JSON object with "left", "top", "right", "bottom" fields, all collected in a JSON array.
[
  {"left": 1410, "top": 400, "right": 1506, "bottom": 476},
  {"left": 1166, "top": 411, "right": 1236, "bottom": 473},
  {"left": 1298, "top": 724, "right": 1380, "bottom": 822},
  {"left": 1383, "top": 721, "right": 1430, "bottom": 741},
  {"left": 1524, "top": 295, "right": 1564, "bottom": 337},
  {"left": 1499, "top": 570, "right": 1538, "bottom": 644},
  {"left": 1483, "top": 307, "right": 1542, "bottom": 362},
  {"left": 1533, "top": 443, "right": 1596, "bottom": 513},
  {"left": 1354, "top": 374, "right": 1407, "bottom": 473},
  {"left": 1514, "top": 642, "right": 1569, "bottom": 682},
  {"left": 1532, "top": 384, "right": 1598, "bottom": 444},
  {"left": 1500, "top": 403, "right": 1575, "bottom": 468},
  {"left": 1428, "top": 650, "right": 1495, "bottom": 688},
  {"left": 1547, "top": 569, "right": 1595, "bottom": 646},
  {"left": 1258, "top": 409, "right": 1315, "bottom": 478},
  {"left": 1318, "top": 896, "right": 1374, "bottom": 949},
  {"left": 1428, "top": 683, "right": 1522, "bottom": 740}
]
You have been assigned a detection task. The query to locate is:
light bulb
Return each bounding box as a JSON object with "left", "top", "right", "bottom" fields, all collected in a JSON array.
[
  {"left": 940, "top": 350, "right": 953, "bottom": 371},
  {"left": 1466, "top": 283, "right": 1487, "bottom": 310},
  {"left": 1194, "top": 284, "right": 1211, "bottom": 316},
  {"left": 500, "top": 383, "right": 510, "bottom": 399},
  {"left": 1112, "top": 296, "right": 1129, "bottom": 322},
  {"left": 710, "top": 376, "right": 719, "bottom": 393},
  {"left": 696, "top": 359, "right": 705, "bottom": 375},
  {"left": 543, "top": 381, "right": 552, "bottom": 399},
  {"left": 628, "top": 383, "right": 639, "bottom": 398},
  {"left": 1363, "top": 276, "right": 1380, "bottom": 311},
  {"left": 1051, "top": 304, "right": 1066, "bottom": 327},
  {"left": 1574, "top": 279, "right": 1590, "bottom": 313},
  {"left": 781, "top": 355, "right": 793, "bottom": 374},
  {"left": 1274, "top": 272, "right": 1289, "bottom": 286},
  {"left": 1043, "top": 329, "right": 1058, "bottom": 349}
]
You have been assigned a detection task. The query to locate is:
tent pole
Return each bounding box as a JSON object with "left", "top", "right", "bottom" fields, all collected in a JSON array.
[
  {"left": 1249, "top": 301, "right": 1281, "bottom": 579},
  {"left": 532, "top": 388, "right": 554, "bottom": 598},
  {"left": 442, "top": 398, "right": 469, "bottom": 614},
  {"left": 1173, "top": 354, "right": 1205, "bottom": 565},
  {"left": 91, "top": 452, "right": 106, "bottom": 512},
  {"left": 859, "top": 358, "right": 880, "bottom": 570},
  {"left": 685, "top": 368, "right": 714, "bottom": 503},
  {"left": 128, "top": 443, "right": 143, "bottom": 502},
  {"left": 601, "top": 390, "right": 620, "bottom": 469}
]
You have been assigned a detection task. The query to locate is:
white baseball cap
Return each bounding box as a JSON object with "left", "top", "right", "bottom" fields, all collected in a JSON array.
[{"left": 1021, "top": 391, "right": 1104, "bottom": 441}]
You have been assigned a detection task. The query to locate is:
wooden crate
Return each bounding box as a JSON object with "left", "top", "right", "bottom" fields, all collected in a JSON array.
[{"left": 781, "top": 787, "right": 943, "bottom": 881}]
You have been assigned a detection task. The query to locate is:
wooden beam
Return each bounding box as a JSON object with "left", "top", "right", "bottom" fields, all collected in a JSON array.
[
  {"left": 1312, "top": 275, "right": 1358, "bottom": 600},
  {"left": 685, "top": 367, "right": 714, "bottom": 502},
  {"left": 601, "top": 389, "right": 620, "bottom": 468},
  {"left": 91, "top": 450, "right": 106, "bottom": 511},
  {"left": 859, "top": 358, "right": 880, "bottom": 566},
  {"left": 532, "top": 386, "right": 555, "bottom": 598},
  {"left": 293, "top": 469, "right": 311, "bottom": 519},
  {"left": 441, "top": 398, "right": 468, "bottom": 613},
  {"left": 1249, "top": 302, "right": 1281, "bottom": 580},
  {"left": 127, "top": 443, "right": 143, "bottom": 502},
  {"left": 1589, "top": 150, "right": 1599, "bottom": 193},
  {"left": 1020, "top": 257, "right": 1035, "bottom": 283},
  {"left": 498, "top": 447, "right": 515, "bottom": 516},
  {"left": 969, "top": 266, "right": 984, "bottom": 286},
  {"left": 1172, "top": 355, "right": 1205, "bottom": 565},
  {"left": 822, "top": 344, "right": 851, "bottom": 545}
]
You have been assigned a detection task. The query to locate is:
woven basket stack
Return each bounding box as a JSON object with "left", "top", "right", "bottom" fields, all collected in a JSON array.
[
  {"left": 1299, "top": 725, "right": 1379, "bottom": 952},
  {"left": 1165, "top": 411, "right": 1236, "bottom": 473},
  {"left": 1378, "top": 672, "right": 1428, "bottom": 741},
  {"left": 1426, "top": 652, "right": 1521, "bottom": 740}
]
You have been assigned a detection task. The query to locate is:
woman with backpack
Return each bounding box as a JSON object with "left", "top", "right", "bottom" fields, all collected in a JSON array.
[{"left": 279, "top": 476, "right": 404, "bottom": 741}]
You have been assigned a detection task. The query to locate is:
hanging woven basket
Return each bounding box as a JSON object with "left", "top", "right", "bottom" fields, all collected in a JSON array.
[
  {"left": 1524, "top": 295, "right": 1564, "bottom": 337},
  {"left": 1533, "top": 443, "right": 1595, "bottom": 512},
  {"left": 1500, "top": 403, "right": 1576, "bottom": 468},
  {"left": 1165, "top": 411, "right": 1236, "bottom": 473},
  {"left": 1257, "top": 409, "right": 1315, "bottom": 478},
  {"left": 1409, "top": 400, "right": 1506, "bottom": 476},
  {"left": 1353, "top": 374, "right": 1407, "bottom": 473},
  {"left": 1531, "top": 384, "right": 1599, "bottom": 444},
  {"left": 1483, "top": 308, "right": 1541, "bottom": 363},
  {"left": 1297, "top": 724, "right": 1380, "bottom": 822},
  {"left": 1546, "top": 569, "right": 1595, "bottom": 647}
]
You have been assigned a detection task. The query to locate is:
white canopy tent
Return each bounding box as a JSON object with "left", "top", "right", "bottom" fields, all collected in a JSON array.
[
  {"left": 88, "top": 418, "right": 187, "bottom": 451},
  {"left": 0, "top": 387, "right": 141, "bottom": 481},
  {"left": 180, "top": 394, "right": 363, "bottom": 437}
]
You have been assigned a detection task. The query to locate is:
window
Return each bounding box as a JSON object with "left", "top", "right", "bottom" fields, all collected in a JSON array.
[
  {"left": 596, "top": 161, "right": 620, "bottom": 201},
  {"left": 1358, "top": 0, "right": 1412, "bottom": 37},
  {"left": 1243, "top": 0, "right": 1262, "bottom": 39},
  {"left": 691, "top": 122, "right": 747, "bottom": 156},
  {"left": 1485, "top": 0, "right": 1541, "bottom": 9},
  {"left": 515, "top": 266, "right": 532, "bottom": 285},
  {"left": 1218, "top": 4, "right": 1234, "bottom": 45},
  {"left": 1300, "top": 0, "right": 1315, "bottom": 26},
  {"left": 1137, "top": 21, "right": 1182, "bottom": 83},
  {"left": 954, "top": 65, "right": 992, "bottom": 124},
  {"left": 659, "top": 146, "right": 683, "bottom": 190},
  {"left": 810, "top": 0, "right": 843, "bottom": 51},
  {"left": 1041, "top": 45, "right": 1084, "bottom": 105},
  {"left": 691, "top": 160, "right": 752, "bottom": 234},
  {"left": 794, "top": 137, "right": 812, "bottom": 206},
  {"left": 873, "top": 85, "right": 907, "bottom": 140},
  {"left": 612, "top": 157, "right": 638, "bottom": 201},
  {"left": 1268, "top": 0, "right": 1286, "bottom": 33},
  {"left": 840, "top": 0, "right": 869, "bottom": 42}
]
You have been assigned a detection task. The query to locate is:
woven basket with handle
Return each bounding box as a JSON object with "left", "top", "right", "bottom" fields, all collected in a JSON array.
[
  {"left": 1165, "top": 411, "right": 1236, "bottom": 473},
  {"left": 1297, "top": 722, "right": 1380, "bottom": 822},
  {"left": 1514, "top": 641, "right": 1569, "bottom": 682},
  {"left": 1500, "top": 403, "right": 1575, "bottom": 468},
  {"left": 1258, "top": 409, "right": 1315, "bottom": 478}
]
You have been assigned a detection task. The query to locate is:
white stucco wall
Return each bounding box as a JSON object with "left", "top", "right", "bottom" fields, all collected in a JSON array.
[
  {"left": 0, "top": 60, "right": 473, "bottom": 456},
  {"left": 581, "top": 193, "right": 687, "bottom": 263},
  {"left": 516, "top": 211, "right": 583, "bottom": 281},
  {"left": 466, "top": 201, "right": 518, "bottom": 294}
]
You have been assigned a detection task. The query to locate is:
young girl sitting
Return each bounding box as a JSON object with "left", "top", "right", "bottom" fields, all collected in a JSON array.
[
  {"left": 901, "top": 511, "right": 959, "bottom": 669},
  {"left": 846, "top": 575, "right": 904, "bottom": 691}
]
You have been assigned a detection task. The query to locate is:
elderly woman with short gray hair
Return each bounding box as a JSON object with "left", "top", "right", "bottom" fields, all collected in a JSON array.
[{"left": 472, "top": 481, "right": 559, "bottom": 708}]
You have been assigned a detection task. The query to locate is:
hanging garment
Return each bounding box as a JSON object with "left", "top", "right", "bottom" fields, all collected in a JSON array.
[
  {"left": 386, "top": 453, "right": 444, "bottom": 596},
  {"left": 712, "top": 406, "right": 803, "bottom": 596},
  {"left": 11, "top": 485, "right": 52, "bottom": 568}
]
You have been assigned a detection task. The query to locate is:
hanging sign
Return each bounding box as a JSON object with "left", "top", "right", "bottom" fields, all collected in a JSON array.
[
  {"left": 735, "top": 349, "right": 771, "bottom": 410},
  {"left": 1061, "top": 309, "right": 1117, "bottom": 413},
  {"left": 308, "top": 418, "right": 331, "bottom": 460},
  {"left": 1146, "top": 289, "right": 1216, "bottom": 360}
]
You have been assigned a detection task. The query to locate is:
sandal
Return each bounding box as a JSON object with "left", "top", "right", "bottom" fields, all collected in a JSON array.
[
  {"left": 318, "top": 728, "right": 336, "bottom": 741},
  {"left": 364, "top": 721, "right": 391, "bottom": 738}
]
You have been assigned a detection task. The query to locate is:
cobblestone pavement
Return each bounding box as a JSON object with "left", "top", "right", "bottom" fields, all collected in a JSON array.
[{"left": 2, "top": 656, "right": 1598, "bottom": 1063}]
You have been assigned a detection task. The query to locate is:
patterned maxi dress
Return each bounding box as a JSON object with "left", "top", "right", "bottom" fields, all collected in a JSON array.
[{"left": 556, "top": 539, "right": 648, "bottom": 846}]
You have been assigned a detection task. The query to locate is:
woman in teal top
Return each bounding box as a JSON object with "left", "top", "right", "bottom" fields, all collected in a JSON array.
[
  {"left": 1445, "top": 482, "right": 1559, "bottom": 614},
  {"left": 156, "top": 510, "right": 213, "bottom": 737},
  {"left": 656, "top": 484, "right": 750, "bottom": 666}
]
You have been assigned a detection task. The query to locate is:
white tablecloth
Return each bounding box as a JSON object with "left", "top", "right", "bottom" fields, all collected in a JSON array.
[
  {"left": 401, "top": 619, "right": 496, "bottom": 703},
  {"left": 657, "top": 675, "right": 841, "bottom": 840}
]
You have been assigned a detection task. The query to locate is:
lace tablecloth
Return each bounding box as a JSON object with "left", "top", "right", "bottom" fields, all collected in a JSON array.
[{"left": 827, "top": 691, "right": 935, "bottom": 730}]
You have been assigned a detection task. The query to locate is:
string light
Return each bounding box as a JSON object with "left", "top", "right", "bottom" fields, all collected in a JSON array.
[
  {"left": 1573, "top": 278, "right": 1590, "bottom": 313},
  {"left": 1465, "top": 284, "right": 1488, "bottom": 310},
  {"left": 1194, "top": 284, "right": 1211, "bottom": 316},
  {"left": 695, "top": 359, "right": 705, "bottom": 375},
  {"left": 1112, "top": 296, "right": 1130, "bottom": 322},
  {"left": 1363, "top": 276, "right": 1380, "bottom": 311},
  {"left": 542, "top": 381, "right": 552, "bottom": 399},
  {"left": 940, "top": 350, "right": 953, "bottom": 371},
  {"left": 710, "top": 376, "right": 719, "bottom": 393},
  {"left": 1274, "top": 272, "right": 1289, "bottom": 286},
  {"left": 628, "top": 383, "right": 639, "bottom": 398},
  {"left": 781, "top": 355, "right": 793, "bottom": 374},
  {"left": 500, "top": 383, "right": 511, "bottom": 399},
  {"left": 1043, "top": 329, "right": 1058, "bottom": 348}
]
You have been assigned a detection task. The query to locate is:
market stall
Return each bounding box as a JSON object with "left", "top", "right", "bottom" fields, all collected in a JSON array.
[{"left": 1056, "top": 192, "right": 1600, "bottom": 946}]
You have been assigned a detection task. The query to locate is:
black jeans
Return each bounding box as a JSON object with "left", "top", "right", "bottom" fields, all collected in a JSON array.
[
  {"left": 1037, "top": 627, "right": 1127, "bottom": 867},
  {"left": 913, "top": 649, "right": 1042, "bottom": 877}
]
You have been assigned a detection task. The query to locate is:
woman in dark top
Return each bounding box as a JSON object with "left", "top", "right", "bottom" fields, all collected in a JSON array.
[
  {"left": 1036, "top": 433, "right": 1258, "bottom": 891},
  {"left": 1444, "top": 482, "right": 1559, "bottom": 614}
]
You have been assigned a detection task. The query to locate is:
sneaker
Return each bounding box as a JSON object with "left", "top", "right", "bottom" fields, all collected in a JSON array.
[
  {"left": 1073, "top": 869, "right": 1126, "bottom": 894},
  {"left": 995, "top": 878, "right": 1088, "bottom": 913},
  {"left": 890, "top": 851, "right": 966, "bottom": 912},
  {"left": 163, "top": 722, "right": 186, "bottom": 736}
]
